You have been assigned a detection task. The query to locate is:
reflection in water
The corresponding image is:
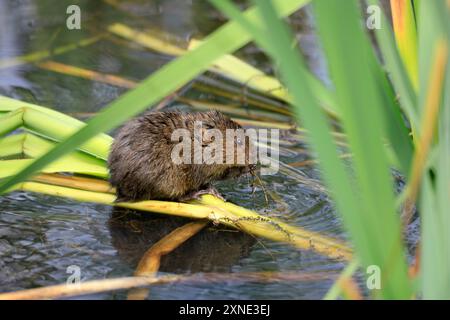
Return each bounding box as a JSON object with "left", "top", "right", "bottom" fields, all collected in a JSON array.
[
  {"left": 0, "top": 0, "right": 402, "bottom": 299},
  {"left": 0, "top": 0, "right": 34, "bottom": 92},
  {"left": 108, "top": 207, "right": 255, "bottom": 273}
]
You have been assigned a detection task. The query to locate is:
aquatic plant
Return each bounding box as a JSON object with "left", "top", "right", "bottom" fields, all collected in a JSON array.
[
  {"left": 210, "top": 0, "right": 448, "bottom": 299},
  {"left": 0, "top": 0, "right": 448, "bottom": 299}
]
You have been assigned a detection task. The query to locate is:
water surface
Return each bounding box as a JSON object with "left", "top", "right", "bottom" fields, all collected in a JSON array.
[{"left": 0, "top": 0, "right": 356, "bottom": 299}]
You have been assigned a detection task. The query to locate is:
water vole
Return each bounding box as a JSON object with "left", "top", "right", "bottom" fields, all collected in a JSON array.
[{"left": 108, "top": 110, "right": 255, "bottom": 202}]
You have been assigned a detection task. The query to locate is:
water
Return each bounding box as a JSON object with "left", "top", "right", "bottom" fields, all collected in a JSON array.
[{"left": 0, "top": 0, "right": 350, "bottom": 299}]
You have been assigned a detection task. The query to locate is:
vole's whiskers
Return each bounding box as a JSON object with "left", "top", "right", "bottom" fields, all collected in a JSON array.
[{"left": 249, "top": 167, "right": 269, "bottom": 206}]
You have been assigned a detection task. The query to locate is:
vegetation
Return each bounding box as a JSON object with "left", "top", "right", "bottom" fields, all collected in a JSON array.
[{"left": 0, "top": 0, "right": 448, "bottom": 299}]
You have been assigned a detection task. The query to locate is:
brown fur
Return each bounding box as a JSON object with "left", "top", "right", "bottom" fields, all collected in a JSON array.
[{"left": 108, "top": 110, "right": 253, "bottom": 202}]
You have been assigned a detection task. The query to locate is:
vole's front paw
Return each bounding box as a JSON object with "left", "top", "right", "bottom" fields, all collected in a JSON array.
[{"left": 180, "top": 186, "right": 226, "bottom": 202}]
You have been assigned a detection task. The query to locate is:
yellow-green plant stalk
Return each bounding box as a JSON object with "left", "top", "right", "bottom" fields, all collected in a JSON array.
[
  {"left": 198, "top": 195, "right": 352, "bottom": 257},
  {"left": 0, "top": 0, "right": 318, "bottom": 196},
  {"left": 323, "top": 258, "right": 360, "bottom": 300},
  {"left": 178, "top": 97, "right": 290, "bottom": 123},
  {"left": 128, "top": 220, "right": 208, "bottom": 299},
  {"left": 403, "top": 39, "right": 448, "bottom": 225},
  {"left": 0, "top": 159, "right": 107, "bottom": 179},
  {"left": 0, "top": 108, "right": 23, "bottom": 136},
  {"left": 191, "top": 82, "right": 293, "bottom": 116},
  {"left": 0, "top": 35, "right": 103, "bottom": 69},
  {"left": 0, "top": 133, "right": 105, "bottom": 168},
  {"left": 0, "top": 274, "right": 183, "bottom": 300},
  {"left": 32, "top": 173, "right": 114, "bottom": 194},
  {"left": 35, "top": 58, "right": 293, "bottom": 118},
  {"left": 0, "top": 97, "right": 112, "bottom": 159},
  {"left": 15, "top": 180, "right": 352, "bottom": 261},
  {"left": 107, "top": 23, "right": 187, "bottom": 56},
  {"left": 390, "top": 0, "right": 419, "bottom": 91},
  {"left": 37, "top": 61, "right": 138, "bottom": 89},
  {"left": 232, "top": 117, "right": 294, "bottom": 129},
  {"left": 108, "top": 21, "right": 338, "bottom": 118},
  {"left": 107, "top": 23, "right": 290, "bottom": 100},
  {"left": 34, "top": 61, "right": 292, "bottom": 124}
]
